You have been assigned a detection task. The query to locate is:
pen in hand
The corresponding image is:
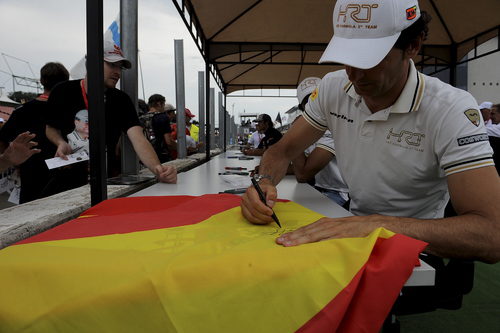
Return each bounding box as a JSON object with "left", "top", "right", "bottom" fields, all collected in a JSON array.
[{"left": 250, "top": 177, "right": 281, "bottom": 228}]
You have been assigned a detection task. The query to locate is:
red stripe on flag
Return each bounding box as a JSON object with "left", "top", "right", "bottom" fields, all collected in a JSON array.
[
  {"left": 17, "top": 194, "right": 242, "bottom": 245},
  {"left": 297, "top": 234, "right": 427, "bottom": 333}
]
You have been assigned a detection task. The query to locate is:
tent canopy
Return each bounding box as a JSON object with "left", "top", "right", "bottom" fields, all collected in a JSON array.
[{"left": 174, "top": 0, "right": 500, "bottom": 94}]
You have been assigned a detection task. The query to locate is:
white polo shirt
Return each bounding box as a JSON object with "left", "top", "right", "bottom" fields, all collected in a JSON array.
[
  {"left": 304, "top": 131, "right": 349, "bottom": 194},
  {"left": 248, "top": 131, "right": 264, "bottom": 148},
  {"left": 303, "top": 60, "right": 494, "bottom": 218},
  {"left": 486, "top": 123, "right": 500, "bottom": 138}
]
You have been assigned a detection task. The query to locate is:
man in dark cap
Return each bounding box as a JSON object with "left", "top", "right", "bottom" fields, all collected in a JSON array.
[
  {"left": 45, "top": 40, "right": 176, "bottom": 195},
  {"left": 243, "top": 114, "right": 282, "bottom": 156}
]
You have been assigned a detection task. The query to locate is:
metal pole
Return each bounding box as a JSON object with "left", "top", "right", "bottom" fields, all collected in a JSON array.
[
  {"left": 205, "top": 63, "right": 211, "bottom": 161},
  {"left": 86, "top": 0, "right": 107, "bottom": 205},
  {"left": 218, "top": 92, "right": 223, "bottom": 149},
  {"left": 120, "top": 0, "right": 140, "bottom": 175},
  {"left": 224, "top": 93, "right": 227, "bottom": 151},
  {"left": 449, "top": 43, "right": 458, "bottom": 87},
  {"left": 174, "top": 39, "right": 187, "bottom": 159},
  {"left": 198, "top": 71, "right": 205, "bottom": 150},
  {"left": 210, "top": 88, "right": 215, "bottom": 150}
]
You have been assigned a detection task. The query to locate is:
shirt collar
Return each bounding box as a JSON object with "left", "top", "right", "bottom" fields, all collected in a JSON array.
[{"left": 343, "top": 59, "right": 425, "bottom": 114}]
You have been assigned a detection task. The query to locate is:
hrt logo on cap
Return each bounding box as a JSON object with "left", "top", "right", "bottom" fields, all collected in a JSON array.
[
  {"left": 337, "top": 4, "right": 379, "bottom": 24},
  {"left": 319, "top": 0, "right": 421, "bottom": 69},
  {"left": 109, "top": 44, "right": 124, "bottom": 57}
]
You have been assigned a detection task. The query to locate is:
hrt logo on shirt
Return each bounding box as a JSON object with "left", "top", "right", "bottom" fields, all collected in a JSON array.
[{"left": 386, "top": 128, "right": 425, "bottom": 152}]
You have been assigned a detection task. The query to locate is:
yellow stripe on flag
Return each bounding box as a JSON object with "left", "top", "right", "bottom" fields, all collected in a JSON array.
[{"left": 0, "top": 201, "right": 394, "bottom": 332}]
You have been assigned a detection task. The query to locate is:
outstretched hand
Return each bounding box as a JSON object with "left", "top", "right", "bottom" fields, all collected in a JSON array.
[
  {"left": 276, "top": 214, "right": 392, "bottom": 246},
  {"left": 55, "top": 141, "right": 72, "bottom": 160},
  {"left": 3, "top": 132, "right": 41, "bottom": 166}
]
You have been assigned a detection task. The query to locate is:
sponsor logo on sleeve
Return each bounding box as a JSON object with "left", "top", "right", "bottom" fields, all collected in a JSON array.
[
  {"left": 457, "top": 134, "right": 489, "bottom": 146},
  {"left": 464, "top": 109, "right": 481, "bottom": 127}
]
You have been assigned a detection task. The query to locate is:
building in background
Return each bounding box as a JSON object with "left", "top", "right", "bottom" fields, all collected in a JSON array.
[{"left": 467, "top": 37, "right": 500, "bottom": 104}]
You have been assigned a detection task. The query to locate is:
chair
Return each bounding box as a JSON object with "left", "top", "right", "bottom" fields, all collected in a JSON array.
[{"left": 382, "top": 202, "right": 475, "bottom": 333}]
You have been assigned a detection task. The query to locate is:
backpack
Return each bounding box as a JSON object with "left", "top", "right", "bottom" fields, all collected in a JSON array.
[{"left": 139, "top": 112, "right": 158, "bottom": 142}]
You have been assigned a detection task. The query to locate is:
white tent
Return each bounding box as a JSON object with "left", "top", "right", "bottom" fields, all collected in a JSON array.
[
  {"left": 0, "top": 92, "right": 20, "bottom": 106},
  {"left": 174, "top": 0, "right": 500, "bottom": 93}
]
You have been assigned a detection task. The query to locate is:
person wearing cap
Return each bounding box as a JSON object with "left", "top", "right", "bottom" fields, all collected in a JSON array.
[
  {"left": 0, "top": 62, "right": 69, "bottom": 203},
  {"left": 291, "top": 77, "right": 349, "bottom": 206},
  {"left": 479, "top": 101, "right": 493, "bottom": 125},
  {"left": 45, "top": 40, "right": 177, "bottom": 195},
  {"left": 489, "top": 104, "right": 500, "bottom": 126},
  {"left": 486, "top": 104, "right": 500, "bottom": 175},
  {"left": 486, "top": 104, "right": 500, "bottom": 138},
  {"left": 241, "top": 0, "right": 500, "bottom": 263},
  {"left": 171, "top": 108, "right": 201, "bottom": 157},
  {"left": 246, "top": 123, "right": 265, "bottom": 150},
  {"left": 149, "top": 98, "right": 177, "bottom": 162},
  {"left": 66, "top": 109, "right": 89, "bottom": 154},
  {"left": 243, "top": 114, "right": 282, "bottom": 156}
]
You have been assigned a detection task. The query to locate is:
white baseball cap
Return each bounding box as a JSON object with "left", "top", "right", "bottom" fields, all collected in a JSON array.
[
  {"left": 320, "top": 0, "right": 421, "bottom": 69},
  {"left": 479, "top": 101, "right": 493, "bottom": 109},
  {"left": 297, "top": 77, "right": 321, "bottom": 104},
  {"left": 103, "top": 39, "right": 132, "bottom": 69}
]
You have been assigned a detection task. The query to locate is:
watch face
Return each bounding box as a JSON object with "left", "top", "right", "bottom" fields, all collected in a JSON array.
[{"left": 253, "top": 174, "right": 271, "bottom": 182}]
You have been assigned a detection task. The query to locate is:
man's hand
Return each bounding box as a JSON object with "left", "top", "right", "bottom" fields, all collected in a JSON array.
[
  {"left": 276, "top": 215, "right": 391, "bottom": 246},
  {"left": 2, "top": 132, "right": 40, "bottom": 166},
  {"left": 240, "top": 180, "right": 278, "bottom": 224},
  {"left": 55, "top": 141, "right": 72, "bottom": 160},
  {"left": 154, "top": 164, "right": 177, "bottom": 184}
]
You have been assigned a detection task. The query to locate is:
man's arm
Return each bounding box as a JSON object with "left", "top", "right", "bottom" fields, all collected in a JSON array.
[
  {"left": 276, "top": 166, "right": 500, "bottom": 263},
  {"left": 243, "top": 147, "right": 265, "bottom": 156},
  {"left": 127, "top": 125, "right": 177, "bottom": 183},
  {"left": 0, "top": 132, "right": 40, "bottom": 172},
  {"left": 46, "top": 125, "right": 72, "bottom": 159},
  {"left": 240, "top": 117, "right": 324, "bottom": 224},
  {"left": 292, "top": 147, "right": 333, "bottom": 183}
]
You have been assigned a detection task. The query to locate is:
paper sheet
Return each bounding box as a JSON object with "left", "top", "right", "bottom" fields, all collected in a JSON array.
[
  {"left": 45, "top": 151, "right": 89, "bottom": 169},
  {"left": 218, "top": 174, "right": 252, "bottom": 188}
]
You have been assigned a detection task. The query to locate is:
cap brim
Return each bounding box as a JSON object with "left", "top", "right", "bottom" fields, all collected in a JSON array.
[
  {"left": 104, "top": 56, "right": 132, "bottom": 69},
  {"left": 319, "top": 33, "right": 400, "bottom": 69}
]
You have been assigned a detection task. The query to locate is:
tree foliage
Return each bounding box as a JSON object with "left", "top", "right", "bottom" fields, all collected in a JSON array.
[{"left": 8, "top": 91, "right": 38, "bottom": 104}]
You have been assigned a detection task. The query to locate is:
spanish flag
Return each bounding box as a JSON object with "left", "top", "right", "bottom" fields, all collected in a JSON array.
[{"left": 0, "top": 194, "right": 426, "bottom": 332}]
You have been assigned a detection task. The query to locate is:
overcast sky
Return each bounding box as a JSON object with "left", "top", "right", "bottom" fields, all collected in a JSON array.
[{"left": 0, "top": 0, "right": 297, "bottom": 125}]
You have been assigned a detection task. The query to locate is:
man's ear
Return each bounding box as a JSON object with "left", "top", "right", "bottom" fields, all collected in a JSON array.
[{"left": 406, "top": 32, "right": 424, "bottom": 59}]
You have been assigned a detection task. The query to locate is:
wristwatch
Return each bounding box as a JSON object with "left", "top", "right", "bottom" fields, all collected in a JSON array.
[{"left": 253, "top": 174, "right": 273, "bottom": 183}]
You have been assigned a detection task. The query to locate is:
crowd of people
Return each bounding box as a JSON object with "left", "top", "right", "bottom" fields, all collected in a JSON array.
[
  {"left": 0, "top": 35, "right": 208, "bottom": 205},
  {"left": 0, "top": 40, "right": 179, "bottom": 204}
]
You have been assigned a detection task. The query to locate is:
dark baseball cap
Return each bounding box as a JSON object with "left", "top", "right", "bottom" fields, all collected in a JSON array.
[{"left": 253, "top": 114, "right": 272, "bottom": 123}]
